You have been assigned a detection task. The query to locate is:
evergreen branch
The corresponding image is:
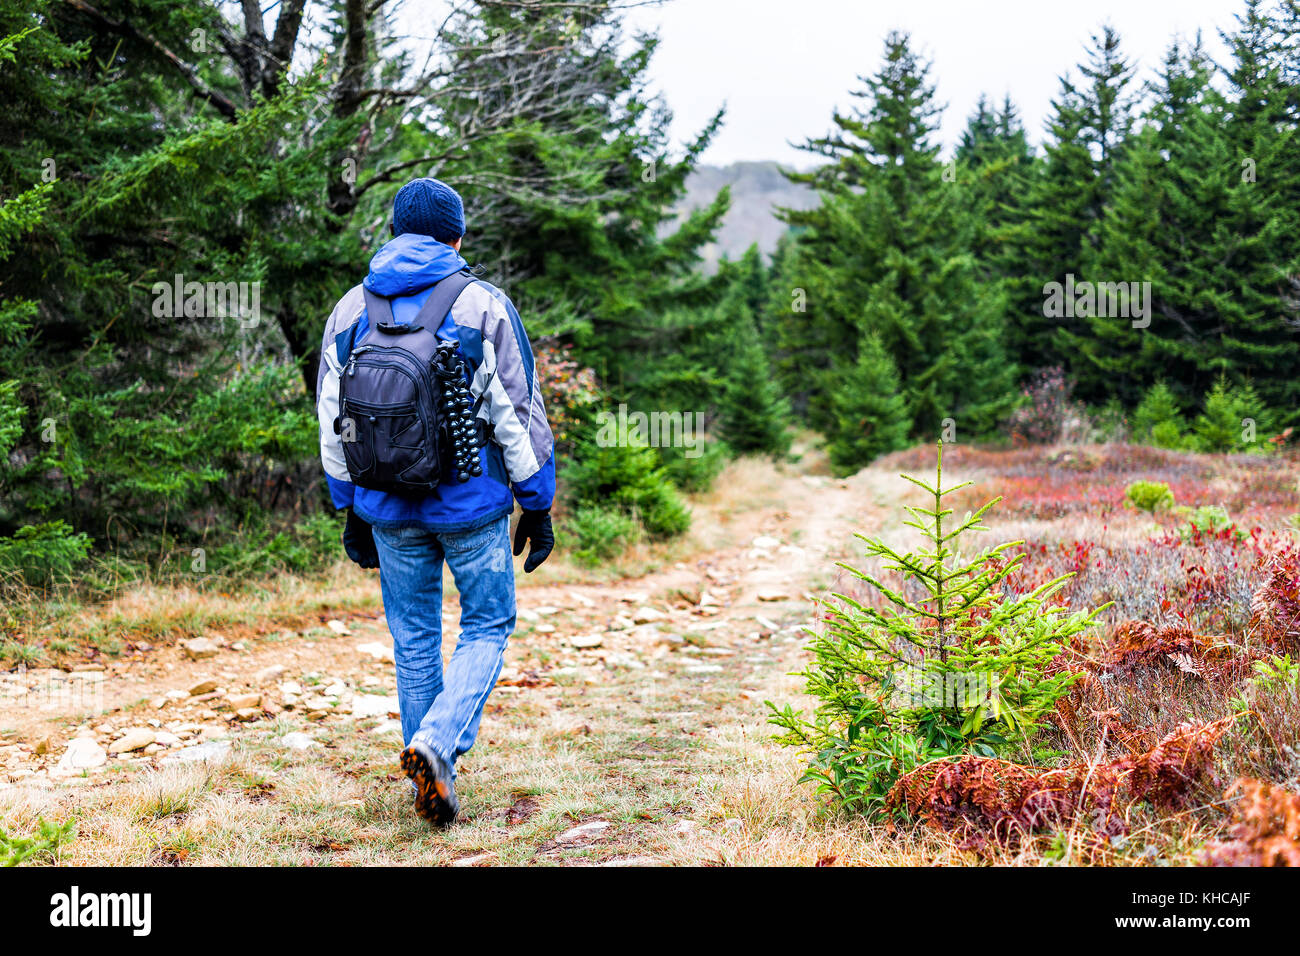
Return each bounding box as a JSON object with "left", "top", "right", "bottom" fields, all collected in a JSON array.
[{"left": 59, "top": 0, "right": 239, "bottom": 119}]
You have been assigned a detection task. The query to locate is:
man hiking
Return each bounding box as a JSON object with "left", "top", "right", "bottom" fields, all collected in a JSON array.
[{"left": 316, "top": 177, "right": 556, "bottom": 826}]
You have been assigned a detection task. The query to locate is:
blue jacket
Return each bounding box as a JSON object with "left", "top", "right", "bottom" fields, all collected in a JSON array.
[{"left": 316, "top": 234, "right": 555, "bottom": 531}]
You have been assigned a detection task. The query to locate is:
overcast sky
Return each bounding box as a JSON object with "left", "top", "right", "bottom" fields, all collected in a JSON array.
[{"left": 623, "top": 0, "right": 1245, "bottom": 168}]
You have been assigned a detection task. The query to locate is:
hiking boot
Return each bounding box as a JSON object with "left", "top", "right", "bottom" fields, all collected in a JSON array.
[{"left": 400, "top": 738, "right": 458, "bottom": 826}]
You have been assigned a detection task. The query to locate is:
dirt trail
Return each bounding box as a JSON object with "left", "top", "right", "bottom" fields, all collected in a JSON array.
[{"left": 0, "top": 461, "right": 912, "bottom": 864}]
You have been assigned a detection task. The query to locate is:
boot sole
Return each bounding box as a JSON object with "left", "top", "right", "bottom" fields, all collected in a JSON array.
[{"left": 400, "top": 746, "right": 457, "bottom": 826}]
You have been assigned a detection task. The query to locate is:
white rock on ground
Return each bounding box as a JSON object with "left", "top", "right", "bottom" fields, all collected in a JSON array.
[
  {"left": 756, "top": 588, "right": 791, "bottom": 602},
  {"left": 355, "top": 642, "right": 395, "bottom": 662},
  {"left": 182, "top": 637, "right": 220, "bottom": 660},
  {"left": 107, "top": 728, "right": 156, "bottom": 754},
  {"left": 280, "top": 732, "right": 318, "bottom": 750},
  {"left": 751, "top": 535, "right": 781, "bottom": 549},
  {"left": 633, "top": 607, "right": 665, "bottom": 624},
  {"left": 162, "top": 740, "right": 232, "bottom": 764},
  {"left": 569, "top": 634, "right": 604, "bottom": 649},
  {"left": 54, "top": 738, "right": 107, "bottom": 774},
  {"left": 555, "top": 820, "right": 611, "bottom": 843},
  {"left": 685, "top": 664, "right": 724, "bottom": 675},
  {"left": 351, "top": 694, "right": 400, "bottom": 718},
  {"left": 326, "top": 619, "right": 351, "bottom": 635}
]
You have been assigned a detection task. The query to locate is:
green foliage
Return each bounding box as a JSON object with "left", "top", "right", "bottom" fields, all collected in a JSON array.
[
  {"left": 565, "top": 440, "right": 690, "bottom": 539},
  {"left": 1247, "top": 654, "right": 1300, "bottom": 694},
  {"left": 0, "top": 817, "right": 75, "bottom": 866},
  {"left": 769, "top": 443, "right": 1099, "bottom": 817},
  {"left": 1024, "top": 26, "right": 1138, "bottom": 377},
  {"left": 1066, "top": 17, "right": 1300, "bottom": 418},
  {"left": 713, "top": 248, "right": 791, "bottom": 457},
  {"left": 0, "top": 0, "right": 730, "bottom": 579},
  {"left": 1191, "top": 377, "right": 1272, "bottom": 453},
  {"left": 782, "top": 32, "right": 1015, "bottom": 447},
  {"left": 1231, "top": 654, "right": 1300, "bottom": 712},
  {"left": 1176, "top": 505, "right": 1247, "bottom": 541},
  {"left": 1132, "top": 382, "right": 1187, "bottom": 449},
  {"left": 825, "top": 332, "right": 909, "bottom": 474},
  {"left": 565, "top": 506, "right": 640, "bottom": 567},
  {"left": 1124, "top": 480, "right": 1175, "bottom": 513},
  {"left": 660, "top": 440, "right": 729, "bottom": 493},
  {"left": 0, "top": 521, "right": 92, "bottom": 589},
  {"left": 205, "top": 512, "right": 343, "bottom": 581}
]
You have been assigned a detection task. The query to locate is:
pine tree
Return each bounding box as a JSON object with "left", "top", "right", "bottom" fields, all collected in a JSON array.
[
  {"left": 956, "top": 93, "right": 1035, "bottom": 290},
  {"left": 434, "top": 3, "right": 727, "bottom": 403},
  {"left": 718, "top": 309, "right": 792, "bottom": 457},
  {"left": 1068, "top": 8, "right": 1300, "bottom": 420},
  {"left": 713, "top": 248, "right": 791, "bottom": 456},
  {"left": 1132, "top": 381, "right": 1188, "bottom": 449},
  {"left": 825, "top": 333, "right": 909, "bottom": 473},
  {"left": 782, "top": 32, "right": 1015, "bottom": 464},
  {"left": 1212, "top": 0, "right": 1300, "bottom": 423},
  {"left": 1015, "top": 27, "right": 1137, "bottom": 374},
  {"left": 769, "top": 442, "right": 1097, "bottom": 816},
  {"left": 1063, "top": 37, "right": 1224, "bottom": 406},
  {"left": 1192, "top": 376, "right": 1272, "bottom": 452}
]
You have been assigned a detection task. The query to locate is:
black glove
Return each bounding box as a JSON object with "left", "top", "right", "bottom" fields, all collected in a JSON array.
[
  {"left": 342, "top": 507, "right": 380, "bottom": 569},
  {"left": 513, "top": 508, "right": 553, "bottom": 573}
]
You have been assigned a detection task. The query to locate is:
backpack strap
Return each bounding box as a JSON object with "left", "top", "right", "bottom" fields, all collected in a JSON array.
[{"left": 362, "top": 269, "right": 477, "bottom": 335}]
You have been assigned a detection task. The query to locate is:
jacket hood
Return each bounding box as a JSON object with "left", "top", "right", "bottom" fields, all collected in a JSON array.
[{"left": 363, "top": 233, "right": 468, "bottom": 297}]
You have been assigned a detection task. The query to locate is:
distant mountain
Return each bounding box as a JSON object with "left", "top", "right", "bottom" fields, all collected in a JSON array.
[{"left": 673, "top": 161, "right": 819, "bottom": 271}]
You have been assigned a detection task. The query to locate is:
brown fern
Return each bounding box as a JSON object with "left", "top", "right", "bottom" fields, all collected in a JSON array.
[
  {"left": 1202, "top": 778, "right": 1300, "bottom": 867},
  {"left": 887, "top": 716, "right": 1239, "bottom": 847},
  {"left": 1249, "top": 559, "right": 1300, "bottom": 652}
]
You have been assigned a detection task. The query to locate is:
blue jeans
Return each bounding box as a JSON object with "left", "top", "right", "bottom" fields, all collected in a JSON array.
[{"left": 371, "top": 517, "right": 515, "bottom": 775}]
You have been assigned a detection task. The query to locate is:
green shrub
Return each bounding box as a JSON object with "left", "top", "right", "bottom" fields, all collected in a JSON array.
[
  {"left": 1176, "top": 505, "right": 1246, "bottom": 542},
  {"left": 1124, "top": 479, "right": 1175, "bottom": 513},
  {"left": 1191, "top": 377, "right": 1272, "bottom": 454},
  {"left": 769, "top": 442, "right": 1100, "bottom": 818},
  {"left": 207, "top": 511, "right": 342, "bottom": 580},
  {"left": 0, "top": 521, "right": 92, "bottom": 589},
  {"left": 565, "top": 440, "right": 690, "bottom": 539},
  {"left": 1131, "top": 382, "right": 1186, "bottom": 449},
  {"left": 660, "top": 439, "right": 729, "bottom": 493},
  {"left": 566, "top": 506, "right": 640, "bottom": 567},
  {"left": 1231, "top": 654, "right": 1300, "bottom": 713},
  {"left": 1, "top": 818, "right": 75, "bottom": 866}
]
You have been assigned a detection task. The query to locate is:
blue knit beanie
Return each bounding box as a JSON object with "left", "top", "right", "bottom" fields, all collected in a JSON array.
[{"left": 391, "top": 177, "right": 465, "bottom": 242}]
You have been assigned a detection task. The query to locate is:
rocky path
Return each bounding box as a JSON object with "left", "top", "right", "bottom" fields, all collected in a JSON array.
[{"left": 1, "top": 465, "right": 904, "bottom": 865}]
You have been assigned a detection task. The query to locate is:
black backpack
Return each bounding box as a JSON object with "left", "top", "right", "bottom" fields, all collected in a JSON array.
[{"left": 334, "top": 269, "right": 484, "bottom": 492}]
